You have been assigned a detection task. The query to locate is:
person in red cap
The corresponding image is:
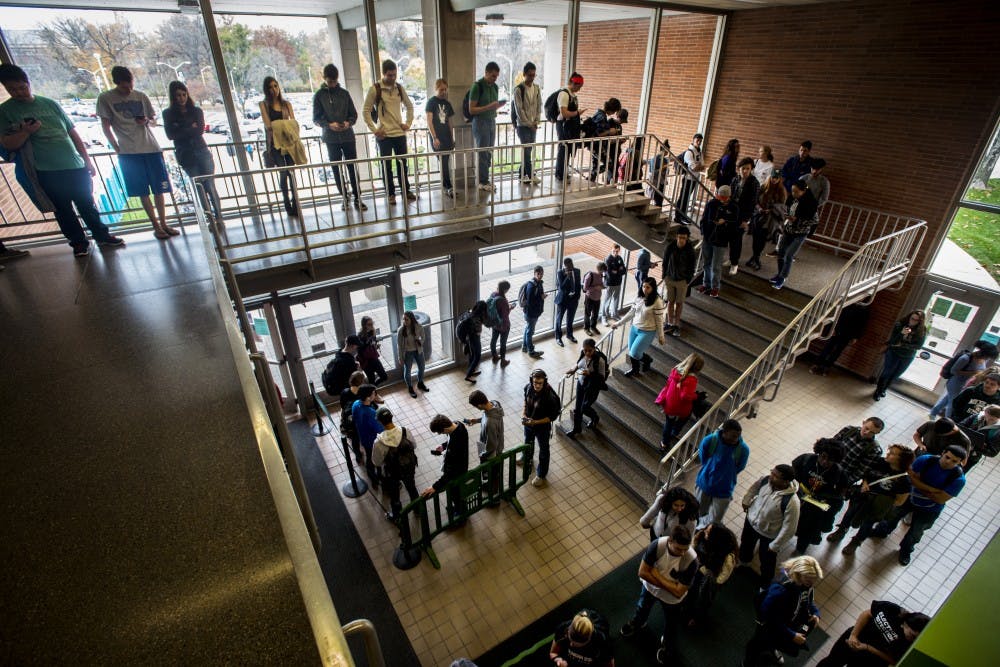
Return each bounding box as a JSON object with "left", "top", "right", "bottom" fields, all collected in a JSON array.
[{"left": 555, "top": 72, "right": 585, "bottom": 182}]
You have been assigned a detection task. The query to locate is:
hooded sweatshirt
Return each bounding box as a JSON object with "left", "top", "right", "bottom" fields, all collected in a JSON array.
[
  {"left": 371, "top": 425, "right": 404, "bottom": 467},
  {"left": 477, "top": 401, "right": 505, "bottom": 461},
  {"left": 695, "top": 431, "right": 750, "bottom": 498},
  {"left": 743, "top": 477, "right": 801, "bottom": 552}
]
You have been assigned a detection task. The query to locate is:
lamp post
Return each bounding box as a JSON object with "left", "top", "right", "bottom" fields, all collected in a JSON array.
[
  {"left": 93, "top": 52, "right": 110, "bottom": 89},
  {"left": 157, "top": 60, "right": 191, "bottom": 83},
  {"left": 200, "top": 65, "right": 213, "bottom": 88}
]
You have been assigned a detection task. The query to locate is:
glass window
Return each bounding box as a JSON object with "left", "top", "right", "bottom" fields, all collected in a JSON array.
[
  {"left": 290, "top": 295, "right": 342, "bottom": 388},
  {"left": 479, "top": 239, "right": 559, "bottom": 349},
  {"left": 399, "top": 261, "right": 454, "bottom": 366}
]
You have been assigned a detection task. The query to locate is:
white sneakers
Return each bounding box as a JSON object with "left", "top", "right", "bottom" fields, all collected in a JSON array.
[
  {"left": 531, "top": 476, "right": 547, "bottom": 488},
  {"left": 478, "top": 183, "right": 495, "bottom": 192},
  {"left": 729, "top": 265, "right": 739, "bottom": 275}
]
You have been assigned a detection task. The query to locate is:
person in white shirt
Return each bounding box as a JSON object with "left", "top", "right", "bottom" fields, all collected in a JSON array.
[
  {"left": 676, "top": 132, "right": 704, "bottom": 223},
  {"left": 753, "top": 144, "right": 775, "bottom": 185},
  {"left": 513, "top": 62, "right": 542, "bottom": 184}
]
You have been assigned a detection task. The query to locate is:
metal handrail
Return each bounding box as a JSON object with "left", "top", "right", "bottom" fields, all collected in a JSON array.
[{"left": 650, "top": 218, "right": 927, "bottom": 495}]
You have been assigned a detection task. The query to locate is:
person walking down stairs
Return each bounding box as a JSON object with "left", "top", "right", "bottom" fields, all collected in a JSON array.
[{"left": 611, "top": 277, "right": 666, "bottom": 378}]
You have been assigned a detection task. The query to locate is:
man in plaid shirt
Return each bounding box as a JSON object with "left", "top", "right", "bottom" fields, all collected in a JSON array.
[{"left": 832, "top": 417, "right": 885, "bottom": 484}]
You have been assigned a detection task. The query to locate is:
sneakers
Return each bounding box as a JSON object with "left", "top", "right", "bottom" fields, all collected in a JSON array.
[
  {"left": 663, "top": 324, "right": 677, "bottom": 335},
  {"left": 696, "top": 285, "right": 708, "bottom": 294},
  {"left": 555, "top": 339, "right": 565, "bottom": 347},
  {"left": 444, "top": 188, "right": 455, "bottom": 198},
  {"left": 520, "top": 176, "right": 533, "bottom": 184},
  {"left": 620, "top": 619, "right": 644, "bottom": 637},
  {"left": 478, "top": 183, "right": 494, "bottom": 193},
  {"left": 354, "top": 198, "right": 369, "bottom": 211},
  {"left": 670, "top": 326, "right": 681, "bottom": 337},
  {"left": 97, "top": 236, "right": 125, "bottom": 248},
  {"left": 709, "top": 289, "right": 720, "bottom": 298},
  {"left": 771, "top": 278, "right": 785, "bottom": 290},
  {"left": 0, "top": 247, "right": 30, "bottom": 261},
  {"left": 388, "top": 195, "right": 397, "bottom": 205},
  {"left": 405, "top": 191, "right": 418, "bottom": 202},
  {"left": 826, "top": 526, "right": 848, "bottom": 542},
  {"left": 722, "top": 259, "right": 731, "bottom": 268},
  {"left": 745, "top": 258, "right": 762, "bottom": 270},
  {"left": 729, "top": 264, "right": 739, "bottom": 275},
  {"left": 529, "top": 350, "right": 544, "bottom": 358},
  {"left": 531, "top": 475, "right": 547, "bottom": 488},
  {"left": 72, "top": 241, "right": 91, "bottom": 257},
  {"left": 841, "top": 539, "right": 861, "bottom": 556}
]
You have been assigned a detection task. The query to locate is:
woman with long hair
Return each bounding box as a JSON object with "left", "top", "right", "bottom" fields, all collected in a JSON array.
[
  {"left": 162, "top": 81, "right": 222, "bottom": 222},
  {"left": 357, "top": 315, "right": 388, "bottom": 386},
  {"left": 715, "top": 137, "right": 740, "bottom": 188},
  {"left": 685, "top": 522, "right": 739, "bottom": 628},
  {"left": 752, "top": 144, "right": 775, "bottom": 186},
  {"left": 655, "top": 352, "right": 704, "bottom": 450},
  {"left": 874, "top": 310, "right": 927, "bottom": 400},
  {"left": 639, "top": 485, "right": 699, "bottom": 542},
  {"left": 746, "top": 169, "right": 787, "bottom": 270},
  {"left": 259, "top": 76, "right": 298, "bottom": 217},
  {"left": 611, "top": 277, "right": 666, "bottom": 378},
  {"left": 743, "top": 556, "right": 822, "bottom": 667},
  {"left": 396, "top": 310, "right": 429, "bottom": 398}
]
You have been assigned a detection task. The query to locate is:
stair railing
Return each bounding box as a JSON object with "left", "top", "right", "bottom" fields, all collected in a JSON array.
[{"left": 651, "top": 217, "right": 927, "bottom": 495}]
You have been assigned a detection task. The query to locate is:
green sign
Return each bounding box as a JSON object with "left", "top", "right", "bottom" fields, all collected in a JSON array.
[{"left": 253, "top": 317, "right": 269, "bottom": 336}]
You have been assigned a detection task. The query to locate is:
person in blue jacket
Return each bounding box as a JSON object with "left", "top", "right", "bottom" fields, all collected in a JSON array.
[
  {"left": 522, "top": 265, "right": 547, "bottom": 358},
  {"left": 743, "top": 555, "right": 823, "bottom": 667},
  {"left": 695, "top": 418, "right": 750, "bottom": 529},
  {"left": 352, "top": 384, "right": 384, "bottom": 489}
]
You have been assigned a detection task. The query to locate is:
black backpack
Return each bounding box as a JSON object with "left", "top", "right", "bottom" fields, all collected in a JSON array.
[
  {"left": 462, "top": 80, "right": 486, "bottom": 123},
  {"left": 384, "top": 427, "right": 418, "bottom": 478},
  {"left": 940, "top": 350, "right": 970, "bottom": 379},
  {"left": 455, "top": 311, "right": 474, "bottom": 342},
  {"left": 673, "top": 149, "right": 690, "bottom": 175},
  {"left": 544, "top": 88, "right": 567, "bottom": 122},
  {"left": 517, "top": 281, "right": 531, "bottom": 310}
]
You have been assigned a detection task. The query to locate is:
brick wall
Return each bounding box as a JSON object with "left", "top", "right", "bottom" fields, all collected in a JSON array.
[
  {"left": 570, "top": 18, "right": 648, "bottom": 124},
  {"left": 705, "top": 0, "right": 1000, "bottom": 377}
]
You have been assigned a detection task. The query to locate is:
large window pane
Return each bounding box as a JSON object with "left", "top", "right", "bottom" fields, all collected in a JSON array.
[
  {"left": 479, "top": 239, "right": 559, "bottom": 351},
  {"left": 400, "top": 261, "right": 454, "bottom": 366}
]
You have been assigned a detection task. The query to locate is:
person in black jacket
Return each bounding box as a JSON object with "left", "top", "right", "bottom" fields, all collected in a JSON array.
[
  {"left": 662, "top": 226, "right": 697, "bottom": 336},
  {"left": 523, "top": 369, "right": 562, "bottom": 488},
  {"left": 162, "top": 81, "right": 222, "bottom": 221},
  {"left": 312, "top": 64, "right": 367, "bottom": 211},
  {"left": 555, "top": 257, "right": 582, "bottom": 346},
  {"left": 423, "top": 414, "right": 471, "bottom": 521},
  {"left": 770, "top": 181, "right": 817, "bottom": 290},
  {"left": 323, "top": 334, "right": 362, "bottom": 396},
  {"left": 565, "top": 339, "right": 608, "bottom": 437},
  {"left": 601, "top": 244, "right": 627, "bottom": 324},
  {"left": 811, "top": 303, "right": 870, "bottom": 376},
  {"left": 698, "top": 186, "right": 739, "bottom": 298},
  {"left": 727, "top": 157, "right": 759, "bottom": 275}
]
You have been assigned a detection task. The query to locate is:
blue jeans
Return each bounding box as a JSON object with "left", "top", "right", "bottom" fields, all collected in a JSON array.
[
  {"left": 403, "top": 350, "right": 425, "bottom": 388},
  {"left": 376, "top": 136, "right": 410, "bottom": 196},
  {"left": 36, "top": 168, "right": 113, "bottom": 246},
  {"left": 178, "top": 148, "right": 222, "bottom": 220},
  {"left": 701, "top": 244, "right": 726, "bottom": 290},
  {"left": 471, "top": 116, "right": 496, "bottom": 185},
  {"left": 524, "top": 423, "right": 552, "bottom": 478},
  {"left": 876, "top": 349, "right": 915, "bottom": 394},
  {"left": 490, "top": 327, "right": 509, "bottom": 360},
  {"left": 465, "top": 334, "right": 482, "bottom": 378},
  {"left": 930, "top": 375, "right": 968, "bottom": 418},
  {"left": 523, "top": 315, "right": 540, "bottom": 353},
  {"left": 628, "top": 326, "right": 656, "bottom": 360},
  {"left": 875, "top": 499, "right": 941, "bottom": 557},
  {"left": 516, "top": 125, "right": 537, "bottom": 177},
  {"left": 776, "top": 233, "right": 808, "bottom": 280},
  {"left": 630, "top": 587, "right": 685, "bottom": 653}
]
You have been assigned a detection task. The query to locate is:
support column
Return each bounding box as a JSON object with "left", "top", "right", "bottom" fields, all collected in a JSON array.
[
  {"left": 199, "top": 0, "right": 251, "bottom": 174},
  {"left": 0, "top": 27, "right": 13, "bottom": 65},
  {"left": 362, "top": 0, "right": 380, "bottom": 79},
  {"left": 636, "top": 8, "right": 662, "bottom": 136},
  {"left": 420, "top": 0, "right": 443, "bottom": 91},
  {"left": 564, "top": 0, "right": 580, "bottom": 82},
  {"left": 436, "top": 0, "right": 477, "bottom": 189},
  {"left": 543, "top": 25, "right": 564, "bottom": 94},
  {"left": 697, "top": 15, "right": 727, "bottom": 136}
]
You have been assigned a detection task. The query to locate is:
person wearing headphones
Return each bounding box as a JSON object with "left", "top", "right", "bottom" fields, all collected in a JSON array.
[{"left": 522, "top": 369, "right": 562, "bottom": 488}]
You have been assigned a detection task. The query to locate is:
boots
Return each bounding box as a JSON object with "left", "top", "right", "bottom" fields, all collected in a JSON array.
[
  {"left": 842, "top": 537, "right": 862, "bottom": 556},
  {"left": 641, "top": 353, "right": 653, "bottom": 372},
  {"left": 826, "top": 525, "right": 849, "bottom": 542},
  {"left": 624, "top": 355, "right": 641, "bottom": 378}
]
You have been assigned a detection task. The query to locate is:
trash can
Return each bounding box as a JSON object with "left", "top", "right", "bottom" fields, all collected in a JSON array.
[{"left": 414, "top": 311, "right": 433, "bottom": 361}]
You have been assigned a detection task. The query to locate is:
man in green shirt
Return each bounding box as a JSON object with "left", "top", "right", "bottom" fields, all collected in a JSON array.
[
  {"left": 0, "top": 64, "right": 122, "bottom": 257},
  {"left": 468, "top": 62, "right": 504, "bottom": 192}
]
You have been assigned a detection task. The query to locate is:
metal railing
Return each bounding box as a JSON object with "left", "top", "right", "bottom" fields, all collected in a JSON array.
[{"left": 649, "top": 214, "right": 927, "bottom": 495}]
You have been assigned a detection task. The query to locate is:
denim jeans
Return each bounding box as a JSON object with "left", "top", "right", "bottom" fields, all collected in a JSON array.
[
  {"left": 876, "top": 349, "right": 916, "bottom": 394},
  {"left": 179, "top": 148, "right": 222, "bottom": 220},
  {"left": 403, "top": 350, "right": 425, "bottom": 388},
  {"left": 676, "top": 177, "right": 697, "bottom": 223},
  {"left": 471, "top": 116, "right": 496, "bottom": 185},
  {"left": 701, "top": 243, "right": 726, "bottom": 290},
  {"left": 601, "top": 285, "right": 621, "bottom": 321},
  {"left": 465, "top": 334, "right": 482, "bottom": 378},
  {"left": 36, "top": 168, "right": 113, "bottom": 246},
  {"left": 627, "top": 326, "right": 656, "bottom": 360},
  {"left": 490, "top": 328, "right": 509, "bottom": 360},
  {"left": 875, "top": 499, "right": 942, "bottom": 557},
  {"left": 739, "top": 516, "right": 778, "bottom": 587},
  {"left": 523, "top": 315, "right": 540, "bottom": 353},
  {"left": 776, "top": 233, "right": 808, "bottom": 279},
  {"left": 555, "top": 120, "right": 577, "bottom": 180},
  {"left": 694, "top": 486, "right": 733, "bottom": 530},
  {"left": 325, "top": 140, "right": 361, "bottom": 199},
  {"left": 524, "top": 422, "right": 552, "bottom": 478},
  {"left": 376, "top": 135, "right": 410, "bottom": 196},
  {"left": 516, "top": 125, "right": 537, "bottom": 177},
  {"left": 630, "top": 587, "right": 685, "bottom": 653}
]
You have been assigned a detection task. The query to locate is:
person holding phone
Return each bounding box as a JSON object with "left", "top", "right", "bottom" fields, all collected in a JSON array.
[
  {"left": 467, "top": 62, "right": 505, "bottom": 193},
  {"left": 873, "top": 310, "right": 927, "bottom": 400},
  {"left": 0, "top": 64, "right": 123, "bottom": 257},
  {"left": 98, "top": 66, "right": 176, "bottom": 240}
]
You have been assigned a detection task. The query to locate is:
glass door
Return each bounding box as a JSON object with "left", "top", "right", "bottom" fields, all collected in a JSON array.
[{"left": 337, "top": 278, "right": 401, "bottom": 381}]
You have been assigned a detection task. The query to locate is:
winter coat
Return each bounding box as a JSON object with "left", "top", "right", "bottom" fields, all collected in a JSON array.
[
  {"left": 655, "top": 368, "right": 699, "bottom": 418},
  {"left": 742, "top": 478, "right": 801, "bottom": 553}
]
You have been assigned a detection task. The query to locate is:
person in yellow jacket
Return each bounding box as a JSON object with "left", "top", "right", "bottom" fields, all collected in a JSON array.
[
  {"left": 363, "top": 59, "right": 416, "bottom": 205},
  {"left": 260, "top": 76, "right": 300, "bottom": 217}
]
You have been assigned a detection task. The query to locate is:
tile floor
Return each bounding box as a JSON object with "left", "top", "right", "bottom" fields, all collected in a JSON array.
[{"left": 315, "top": 337, "right": 1000, "bottom": 666}]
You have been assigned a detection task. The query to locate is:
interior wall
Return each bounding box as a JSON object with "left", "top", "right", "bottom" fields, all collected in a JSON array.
[{"left": 705, "top": 0, "right": 1000, "bottom": 377}]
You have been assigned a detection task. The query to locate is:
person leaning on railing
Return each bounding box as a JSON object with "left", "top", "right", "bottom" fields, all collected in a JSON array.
[{"left": 162, "top": 80, "right": 223, "bottom": 222}]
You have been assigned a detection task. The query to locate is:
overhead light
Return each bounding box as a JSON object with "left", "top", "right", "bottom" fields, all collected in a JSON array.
[{"left": 485, "top": 14, "right": 504, "bottom": 27}]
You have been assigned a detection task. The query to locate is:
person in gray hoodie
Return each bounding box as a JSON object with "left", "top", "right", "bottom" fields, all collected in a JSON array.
[
  {"left": 312, "top": 63, "right": 367, "bottom": 211},
  {"left": 464, "top": 390, "right": 505, "bottom": 504},
  {"left": 739, "top": 464, "right": 801, "bottom": 588},
  {"left": 372, "top": 407, "right": 418, "bottom": 521}
]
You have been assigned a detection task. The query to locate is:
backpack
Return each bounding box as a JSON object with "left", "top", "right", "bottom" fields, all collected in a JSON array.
[
  {"left": 673, "top": 149, "right": 689, "bottom": 175},
  {"left": 705, "top": 158, "right": 720, "bottom": 181},
  {"left": 517, "top": 281, "right": 531, "bottom": 310},
  {"left": 706, "top": 432, "right": 745, "bottom": 464},
  {"left": 544, "top": 88, "right": 567, "bottom": 122},
  {"left": 580, "top": 115, "right": 597, "bottom": 139},
  {"left": 455, "top": 310, "right": 474, "bottom": 342},
  {"left": 384, "top": 427, "right": 418, "bottom": 478},
  {"left": 509, "top": 83, "right": 524, "bottom": 126},
  {"left": 321, "top": 366, "right": 336, "bottom": 395},
  {"left": 757, "top": 475, "right": 793, "bottom": 513},
  {"left": 940, "top": 350, "right": 970, "bottom": 379},
  {"left": 461, "top": 80, "right": 486, "bottom": 123},
  {"left": 485, "top": 294, "right": 503, "bottom": 329}
]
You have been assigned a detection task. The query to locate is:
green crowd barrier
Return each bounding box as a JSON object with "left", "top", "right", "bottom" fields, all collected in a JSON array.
[{"left": 393, "top": 443, "right": 535, "bottom": 570}]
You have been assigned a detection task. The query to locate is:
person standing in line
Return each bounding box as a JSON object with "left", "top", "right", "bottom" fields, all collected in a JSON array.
[
  {"left": 698, "top": 185, "right": 739, "bottom": 298},
  {"left": 611, "top": 277, "right": 666, "bottom": 378},
  {"left": 694, "top": 418, "right": 751, "bottom": 528},
  {"left": 769, "top": 181, "right": 818, "bottom": 290},
  {"left": 363, "top": 59, "right": 416, "bottom": 205},
  {"left": 162, "top": 81, "right": 222, "bottom": 222},
  {"left": 601, "top": 244, "right": 626, "bottom": 325},
  {"left": 487, "top": 280, "right": 513, "bottom": 368},
  {"left": 522, "top": 369, "right": 562, "bottom": 488},
  {"left": 714, "top": 138, "right": 740, "bottom": 189},
  {"left": 801, "top": 157, "right": 830, "bottom": 209},
  {"left": 833, "top": 444, "right": 914, "bottom": 555},
  {"left": 633, "top": 247, "right": 659, "bottom": 297},
  {"left": 554, "top": 73, "right": 585, "bottom": 183},
  {"left": 726, "top": 157, "right": 759, "bottom": 275},
  {"left": 565, "top": 338, "right": 608, "bottom": 437},
  {"left": 640, "top": 485, "right": 699, "bottom": 543},
  {"left": 468, "top": 62, "right": 505, "bottom": 193},
  {"left": 958, "top": 405, "right": 1000, "bottom": 472},
  {"left": 791, "top": 438, "right": 849, "bottom": 554},
  {"left": 371, "top": 407, "right": 419, "bottom": 522},
  {"left": 351, "top": 384, "right": 383, "bottom": 489},
  {"left": 312, "top": 64, "right": 367, "bottom": 211},
  {"left": 425, "top": 78, "right": 456, "bottom": 198},
  {"left": 781, "top": 140, "right": 814, "bottom": 196},
  {"left": 752, "top": 145, "right": 775, "bottom": 186},
  {"left": 870, "top": 445, "right": 967, "bottom": 565},
  {"left": 912, "top": 417, "right": 971, "bottom": 458},
  {"left": 745, "top": 169, "right": 787, "bottom": 271},
  {"left": 555, "top": 257, "right": 582, "bottom": 347},
  {"left": 423, "top": 414, "right": 471, "bottom": 521},
  {"left": 258, "top": 76, "right": 300, "bottom": 217},
  {"left": 929, "top": 341, "right": 997, "bottom": 418},
  {"left": 685, "top": 523, "right": 739, "bottom": 629},
  {"left": 817, "top": 602, "right": 929, "bottom": 667},
  {"left": 357, "top": 315, "right": 388, "bottom": 386},
  {"left": 397, "top": 310, "right": 430, "bottom": 398},
  {"left": 588, "top": 98, "right": 623, "bottom": 182},
  {"left": 521, "top": 265, "right": 546, "bottom": 358},
  {"left": 950, "top": 372, "right": 1000, "bottom": 423},
  {"left": 463, "top": 390, "right": 505, "bottom": 503},
  {"left": 339, "top": 370, "right": 370, "bottom": 466},
  {"left": 655, "top": 353, "right": 704, "bottom": 451},
  {"left": 323, "top": 334, "right": 362, "bottom": 397},
  {"left": 738, "top": 465, "right": 801, "bottom": 589},
  {"left": 873, "top": 310, "right": 927, "bottom": 400},
  {"left": 0, "top": 65, "right": 123, "bottom": 257},
  {"left": 582, "top": 263, "right": 605, "bottom": 337},
  {"left": 829, "top": 416, "right": 885, "bottom": 487},
  {"left": 675, "top": 133, "right": 704, "bottom": 223},
  {"left": 810, "top": 303, "right": 871, "bottom": 375},
  {"left": 550, "top": 610, "right": 615, "bottom": 667},
  {"left": 742, "top": 556, "right": 822, "bottom": 667},
  {"left": 513, "top": 62, "right": 542, "bottom": 184},
  {"left": 457, "top": 301, "right": 487, "bottom": 383},
  {"left": 97, "top": 66, "right": 177, "bottom": 238},
  {"left": 661, "top": 226, "right": 697, "bottom": 336}
]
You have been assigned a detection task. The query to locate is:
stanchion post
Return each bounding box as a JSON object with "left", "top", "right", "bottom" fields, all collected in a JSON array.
[{"left": 308, "top": 381, "right": 368, "bottom": 498}]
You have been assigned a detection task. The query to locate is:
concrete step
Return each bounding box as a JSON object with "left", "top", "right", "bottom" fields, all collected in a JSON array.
[
  {"left": 706, "top": 282, "right": 800, "bottom": 329},
  {"left": 677, "top": 306, "right": 772, "bottom": 355},
  {"left": 684, "top": 289, "right": 786, "bottom": 342},
  {"left": 592, "top": 388, "right": 664, "bottom": 455},
  {"left": 722, "top": 269, "right": 812, "bottom": 313}
]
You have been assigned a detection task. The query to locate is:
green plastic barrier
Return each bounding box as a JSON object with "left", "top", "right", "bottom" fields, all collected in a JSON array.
[{"left": 393, "top": 443, "right": 534, "bottom": 570}]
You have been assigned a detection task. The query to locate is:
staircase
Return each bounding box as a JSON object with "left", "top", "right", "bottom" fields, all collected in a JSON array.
[{"left": 560, "top": 270, "right": 810, "bottom": 506}]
